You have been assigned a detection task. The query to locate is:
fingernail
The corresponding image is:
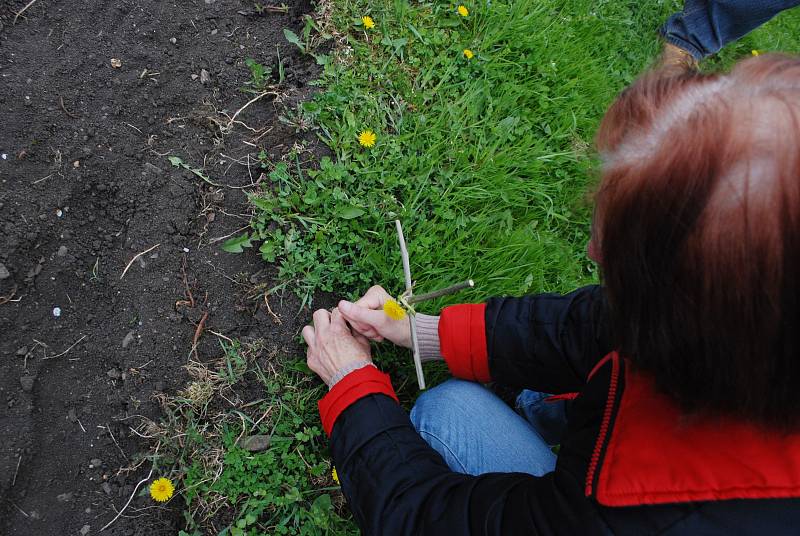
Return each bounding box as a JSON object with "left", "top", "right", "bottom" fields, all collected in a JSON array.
[{"left": 339, "top": 300, "right": 352, "bottom": 312}]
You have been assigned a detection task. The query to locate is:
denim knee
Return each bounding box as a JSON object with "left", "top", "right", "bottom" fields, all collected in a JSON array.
[{"left": 410, "top": 379, "right": 486, "bottom": 432}]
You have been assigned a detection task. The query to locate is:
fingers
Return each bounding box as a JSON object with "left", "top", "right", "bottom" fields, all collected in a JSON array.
[
  {"left": 353, "top": 332, "right": 371, "bottom": 349},
  {"left": 338, "top": 300, "right": 386, "bottom": 337},
  {"left": 312, "top": 308, "right": 331, "bottom": 334},
  {"left": 354, "top": 285, "right": 389, "bottom": 309},
  {"left": 301, "top": 325, "right": 316, "bottom": 347},
  {"left": 330, "top": 307, "right": 348, "bottom": 333}
]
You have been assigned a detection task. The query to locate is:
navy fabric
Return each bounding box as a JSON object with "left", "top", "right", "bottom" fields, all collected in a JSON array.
[
  {"left": 328, "top": 285, "right": 800, "bottom": 534},
  {"left": 661, "top": 0, "right": 800, "bottom": 59}
]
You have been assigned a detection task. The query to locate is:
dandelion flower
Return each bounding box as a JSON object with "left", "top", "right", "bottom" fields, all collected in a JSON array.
[
  {"left": 332, "top": 467, "right": 340, "bottom": 484},
  {"left": 358, "top": 130, "right": 377, "bottom": 148},
  {"left": 383, "top": 299, "right": 407, "bottom": 321},
  {"left": 463, "top": 49, "right": 474, "bottom": 60},
  {"left": 150, "top": 477, "right": 174, "bottom": 503},
  {"left": 362, "top": 16, "right": 375, "bottom": 30},
  {"left": 457, "top": 5, "right": 469, "bottom": 17},
  {"left": 751, "top": 49, "right": 760, "bottom": 56}
]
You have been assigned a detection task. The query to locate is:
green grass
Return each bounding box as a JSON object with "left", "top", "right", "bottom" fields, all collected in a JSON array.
[
  {"left": 243, "top": 0, "right": 800, "bottom": 310},
  {"left": 177, "top": 1, "right": 800, "bottom": 534}
]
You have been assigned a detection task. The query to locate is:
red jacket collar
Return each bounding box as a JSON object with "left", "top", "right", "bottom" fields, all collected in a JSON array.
[{"left": 591, "top": 354, "right": 800, "bottom": 507}]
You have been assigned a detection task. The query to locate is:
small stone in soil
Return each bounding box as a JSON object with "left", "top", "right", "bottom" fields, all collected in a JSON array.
[
  {"left": 53, "top": 307, "right": 62, "bottom": 317},
  {"left": 81, "top": 525, "right": 90, "bottom": 536},
  {"left": 106, "top": 368, "right": 121, "bottom": 379},
  {"left": 16, "top": 346, "right": 28, "bottom": 356},
  {"left": 56, "top": 492, "right": 74, "bottom": 502},
  {"left": 0, "top": 262, "right": 9, "bottom": 279},
  {"left": 241, "top": 434, "right": 272, "bottom": 452},
  {"left": 57, "top": 245, "right": 68, "bottom": 257},
  {"left": 200, "top": 69, "right": 211, "bottom": 84},
  {"left": 20, "top": 375, "right": 35, "bottom": 392},
  {"left": 89, "top": 458, "right": 103, "bottom": 468},
  {"left": 121, "top": 331, "right": 135, "bottom": 348}
]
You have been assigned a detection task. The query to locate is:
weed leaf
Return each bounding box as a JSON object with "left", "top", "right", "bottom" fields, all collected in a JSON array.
[
  {"left": 283, "top": 28, "right": 304, "bottom": 50},
  {"left": 222, "top": 234, "right": 253, "bottom": 253},
  {"left": 338, "top": 206, "right": 365, "bottom": 220}
]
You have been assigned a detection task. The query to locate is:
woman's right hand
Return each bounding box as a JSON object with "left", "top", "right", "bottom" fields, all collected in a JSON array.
[{"left": 338, "top": 286, "right": 412, "bottom": 349}]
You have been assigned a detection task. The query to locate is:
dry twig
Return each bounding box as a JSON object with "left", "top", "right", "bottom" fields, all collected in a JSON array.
[
  {"left": 59, "top": 96, "right": 78, "bottom": 118},
  {"left": 0, "top": 285, "right": 19, "bottom": 305},
  {"left": 99, "top": 465, "right": 154, "bottom": 532},
  {"left": 191, "top": 311, "right": 209, "bottom": 356},
  {"left": 120, "top": 244, "right": 160, "bottom": 279},
  {"left": 224, "top": 91, "right": 278, "bottom": 132},
  {"left": 407, "top": 280, "right": 475, "bottom": 305},
  {"left": 395, "top": 220, "right": 425, "bottom": 390},
  {"left": 42, "top": 334, "right": 86, "bottom": 360},
  {"left": 13, "top": 0, "right": 39, "bottom": 24}
]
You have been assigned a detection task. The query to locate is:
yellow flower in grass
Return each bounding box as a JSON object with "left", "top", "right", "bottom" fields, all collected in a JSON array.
[
  {"left": 457, "top": 5, "right": 469, "bottom": 17},
  {"left": 751, "top": 49, "right": 760, "bottom": 56},
  {"left": 383, "top": 299, "right": 407, "bottom": 321},
  {"left": 150, "top": 477, "right": 174, "bottom": 502},
  {"left": 362, "top": 16, "right": 375, "bottom": 30},
  {"left": 332, "top": 467, "right": 340, "bottom": 484},
  {"left": 463, "top": 49, "right": 474, "bottom": 60},
  {"left": 358, "top": 130, "right": 377, "bottom": 148}
]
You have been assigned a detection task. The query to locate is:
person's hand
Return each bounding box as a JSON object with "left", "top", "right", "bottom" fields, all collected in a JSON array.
[
  {"left": 338, "top": 286, "right": 412, "bottom": 348},
  {"left": 302, "top": 308, "right": 372, "bottom": 386}
]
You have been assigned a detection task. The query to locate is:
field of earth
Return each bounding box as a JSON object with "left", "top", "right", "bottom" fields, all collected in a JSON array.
[
  {"left": 0, "top": 1, "right": 323, "bottom": 534},
  {"left": 3, "top": 1, "right": 800, "bottom": 535}
]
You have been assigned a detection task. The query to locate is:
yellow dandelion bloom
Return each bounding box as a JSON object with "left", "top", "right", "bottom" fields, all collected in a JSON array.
[
  {"left": 751, "top": 49, "right": 760, "bottom": 56},
  {"left": 362, "top": 16, "right": 375, "bottom": 29},
  {"left": 150, "top": 477, "right": 174, "bottom": 502},
  {"left": 463, "top": 49, "right": 474, "bottom": 60},
  {"left": 383, "top": 299, "right": 407, "bottom": 321},
  {"left": 332, "top": 467, "right": 340, "bottom": 484},
  {"left": 358, "top": 130, "right": 377, "bottom": 148},
  {"left": 457, "top": 5, "right": 469, "bottom": 17}
]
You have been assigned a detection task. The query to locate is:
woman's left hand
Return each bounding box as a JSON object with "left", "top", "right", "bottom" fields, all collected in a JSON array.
[{"left": 302, "top": 307, "right": 372, "bottom": 386}]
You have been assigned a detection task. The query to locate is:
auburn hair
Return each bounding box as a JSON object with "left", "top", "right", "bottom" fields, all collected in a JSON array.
[{"left": 594, "top": 54, "right": 800, "bottom": 428}]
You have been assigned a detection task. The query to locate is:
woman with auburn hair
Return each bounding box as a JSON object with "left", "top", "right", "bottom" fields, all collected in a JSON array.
[{"left": 302, "top": 53, "right": 800, "bottom": 535}]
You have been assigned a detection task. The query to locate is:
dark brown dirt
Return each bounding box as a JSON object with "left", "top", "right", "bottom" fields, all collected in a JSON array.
[{"left": 0, "top": 1, "right": 321, "bottom": 534}]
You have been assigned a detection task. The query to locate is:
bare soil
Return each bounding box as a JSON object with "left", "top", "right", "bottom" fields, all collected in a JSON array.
[{"left": 0, "top": 1, "right": 321, "bottom": 534}]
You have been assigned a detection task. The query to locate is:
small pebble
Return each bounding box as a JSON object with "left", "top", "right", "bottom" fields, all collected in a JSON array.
[
  {"left": 170, "top": 37, "right": 177, "bottom": 44},
  {"left": 20, "top": 375, "right": 35, "bottom": 392},
  {"left": 81, "top": 525, "right": 90, "bottom": 536},
  {"left": 53, "top": 307, "right": 62, "bottom": 317}
]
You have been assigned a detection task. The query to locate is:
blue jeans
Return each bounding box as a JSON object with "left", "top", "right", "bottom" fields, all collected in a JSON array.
[
  {"left": 661, "top": 0, "right": 800, "bottom": 59},
  {"left": 410, "top": 380, "right": 567, "bottom": 476}
]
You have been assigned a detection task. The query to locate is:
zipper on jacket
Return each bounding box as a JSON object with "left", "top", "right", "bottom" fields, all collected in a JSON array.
[{"left": 585, "top": 354, "right": 620, "bottom": 497}]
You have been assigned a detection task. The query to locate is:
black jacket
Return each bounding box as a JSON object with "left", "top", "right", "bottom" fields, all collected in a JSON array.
[{"left": 328, "top": 285, "right": 800, "bottom": 534}]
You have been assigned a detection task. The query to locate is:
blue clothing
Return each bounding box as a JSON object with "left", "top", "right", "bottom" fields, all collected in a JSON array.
[
  {"left": 410, "top": 379, "right": 566, "bottom": 476},
  {"left": 661, "top": 0, "right": 800, "bottom": 59}
]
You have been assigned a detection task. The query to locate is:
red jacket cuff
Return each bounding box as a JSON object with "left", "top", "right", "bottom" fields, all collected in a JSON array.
[
  {"left": 318, "top": 366, "right": 398, "bottom": 437},
  {"left": 439, "top": 303, "right": 491, "bottom": 382}
]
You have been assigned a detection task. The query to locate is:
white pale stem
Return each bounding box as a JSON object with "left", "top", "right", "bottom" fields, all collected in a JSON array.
[{"left": 395, "top": 220, "right": 426, "bottom": 390}]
